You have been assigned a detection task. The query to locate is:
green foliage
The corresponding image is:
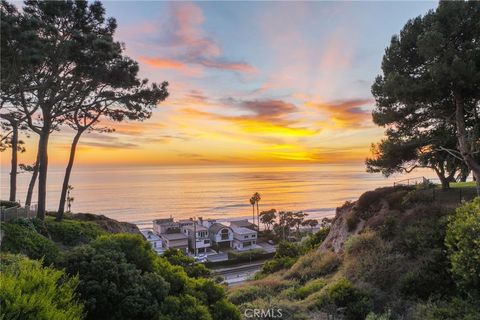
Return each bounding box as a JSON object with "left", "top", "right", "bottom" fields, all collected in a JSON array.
[
  {"left": 316, "top": 278, "right": 372, "bottom": 320},
  {"left": 398, "top": 249, "right": 455, "bottom": 299},
  {"left": 411, "top": 297, "right": 480, "bottom": 320},
  {"left": 261, "top": 256, "right": 297, "bottom": 274},
  {"left": 445, "top": 198, "right": 480, "bottom": 296},
  {"left": 211, "top": 299, "right": 241, "bottom": 320},
  {"left": 346, "top": 209, "right": 361, "bottom": 231},
  {"left": 159, "top": 294, "right": 212, "bottom": 320},
  {"left": 45, "top": 216, "right": 105, "bottom": 246},
  {"left": 163, "top": 248, "right": 211, "bottom": 278},
  {"left": 285, "top": 251, "right": 340, "bottom": 282},
  {"left": 228, "top": 285, "right": 264, "bottom": 305},
  {"left": 0, "top": 254, "right": 83, "bottom": 320},
  {"left": 0, "top": 221, "right": 60, "bottom": 265},
  {"left": 304, "top": 227, "right": 330, "bottom": 249},
  {"left": 227, "top": 248, "right": 266, "bottom": 262},
  {"left": 60, "top": 233, "right": 233, "bottom": 320},
  {"left": 345, "top": 231, "right": 405, "bottom": 291},
  {"left": 293, "top": 279, "right": 327, "bottom": 300},
  {"left": 0, "top": 200, "right": 19, "bottom": 208},
  {"left": 276, "top": 241, "right": 302, "bottom": 258},
  {"left": 366, "top": 310, "right": 392, "bottom": 320}
]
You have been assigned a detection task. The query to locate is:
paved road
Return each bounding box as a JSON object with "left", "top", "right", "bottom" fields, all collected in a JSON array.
[{"left": 211, "top": 261, "right": 266, "bottom": 285}]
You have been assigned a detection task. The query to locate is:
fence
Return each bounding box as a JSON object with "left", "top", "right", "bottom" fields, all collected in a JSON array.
[{"left": 0, "top": 204, "right": 37, "bottom": 222}]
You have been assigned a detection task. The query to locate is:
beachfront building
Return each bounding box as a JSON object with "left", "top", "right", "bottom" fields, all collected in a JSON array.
[
  {"left": 160, "top": 233, "right": 189, "bottom": 253},
  {"left": 153, "top": 218, "right": 180, "bottom": 234},
  {"left": 182, "top": 224, "right": 212, "bottom": 255},
  {"left": 208, "top": 223, "right": 234, "bottom": 249},
  {"left": 140, "top": 229, "right": 165, "bottom": 255},
  {"left": 231, "top": 226, "right": 257, "bottom": 250}
]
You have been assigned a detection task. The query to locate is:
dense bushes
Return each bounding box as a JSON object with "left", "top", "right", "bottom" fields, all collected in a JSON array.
[
  {"left": 316, "top": 278, "right": 373, "bottom": 320},
  {"left": 59, "top": 233, "right": 239, "bottom": 320},
  {"left": 0, "top": 220, "right": 60, "bottom": 264},
  {"left": 0, "top": 254, "right": 83, "bottom": 320},
  {"left": 163, "top": 248, "right": 211, "bottom": 278},
  {"left": 285, "top": 250, "right": 340, "bottom": 282},
  {"left": 44, "top": 217, "right": 106, "bottom": 246},
  {"left": 445, "top": 197, "right": 480, "bottom": 297},
  {"left": 227, "top": 248, "right": 267, "bottom": 262}
]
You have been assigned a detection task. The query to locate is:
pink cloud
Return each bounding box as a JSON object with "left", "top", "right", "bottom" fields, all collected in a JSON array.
[{"left": 137, "top": 3, "right": 255, "bottom": 74}]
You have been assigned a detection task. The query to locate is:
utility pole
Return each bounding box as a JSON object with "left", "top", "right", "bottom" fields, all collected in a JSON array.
[{"left": 193, "top": 216, "right": 197, "bottom": 257}]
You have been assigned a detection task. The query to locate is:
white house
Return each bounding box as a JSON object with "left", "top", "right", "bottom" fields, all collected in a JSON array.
[
  {"left": 231, "top": 226, "right": 257, "bottom": 250},
  {"left": 208, "top": 223, "right": 234, "bottom": 249},
  {"left": 140, "top": 229, "right": 165, "bottom": 255}
]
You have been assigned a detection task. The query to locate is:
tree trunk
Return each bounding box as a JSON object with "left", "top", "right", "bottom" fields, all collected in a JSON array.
[
  {"left": 9, "top": 123, "right": 18, "bottom": 202},
  {"left": 57, "top": 131, "right": 83, "bottom": 221},
  {"left": 25, "top": 161, "right": 39, "bottom": 206},
  {"left": 36, "top": 131, "right": 50, "bottom": 220},
  {"left": 252, "top": 205, "right": 255, "bottom": 228},
  {"left": 455, "top": 96, "right": 480, "bottom": 195},
  {"left": 256, "top": 203, "right": 260, "bottom": 231},
  {"left": 433, "top": 166, "right": 449, "bottom": 190}
]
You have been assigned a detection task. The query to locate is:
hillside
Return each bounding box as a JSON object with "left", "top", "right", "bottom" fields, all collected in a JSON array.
[
  {"left": 0, "top": 212, "right": 241, "bottom": 320},
  {"left": 228, "top": 186, "right": 480, "bottom": 320}
]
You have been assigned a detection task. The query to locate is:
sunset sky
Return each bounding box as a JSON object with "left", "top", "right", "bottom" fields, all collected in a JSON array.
[{"left": 4, "top": 1, "right": 437, "bottom": 166}]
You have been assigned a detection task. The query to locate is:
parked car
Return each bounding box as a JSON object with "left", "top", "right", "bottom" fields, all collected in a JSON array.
[
  {"left": 194, "top": 254, "right": 207, "bottom": 263},
  {"left": 267, "top": 240, "right": 275, "bottom": 245}
]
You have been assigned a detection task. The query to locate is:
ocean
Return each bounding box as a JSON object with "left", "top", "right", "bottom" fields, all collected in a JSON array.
[{"left": 0, "top": 163, "right": 435, "bottom": 227}]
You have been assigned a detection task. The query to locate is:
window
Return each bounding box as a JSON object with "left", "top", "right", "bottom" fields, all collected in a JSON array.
[
  {"left": 244, "top": 235, "right": 248, "bottom": 239},
  {"left": 204, "top": 239, "right": 210, "bottom": 244},
  {"left": 252, "top": 234, "right": 256, "bottom": 238}
]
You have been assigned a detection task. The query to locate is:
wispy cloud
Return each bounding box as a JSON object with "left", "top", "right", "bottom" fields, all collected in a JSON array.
[
  {"left": 306, "top": 98, "right": 374, "bottom": 128},
  {"left": 139, "top": 3, "right": 255, "bottom": 74}
]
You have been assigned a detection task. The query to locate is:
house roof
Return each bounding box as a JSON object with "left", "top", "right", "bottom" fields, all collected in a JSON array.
[
  {"left": 161, "top": 233, "right": 188, "bottom": 241},
  {"left": 231, "top": 226, "right": 256, "bottom": 235},
  {"left": 230, "top": 220, "right": 256, "bottom": 229},
  {"left": 140, "top": 230, "right": 161, "bottom": 241},
  {"left": 209, "top": 223, "right": 230, "bottom": 234}
]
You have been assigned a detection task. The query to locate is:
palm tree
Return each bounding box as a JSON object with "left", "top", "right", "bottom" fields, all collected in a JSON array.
[
  {"left": 249, "top": 196, "right": 256, "bottom": 228},
  {"left": 253, "top": 192, "right": 261, "bottom": 230}
]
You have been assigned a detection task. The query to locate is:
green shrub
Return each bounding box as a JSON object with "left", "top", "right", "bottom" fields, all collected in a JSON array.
[
  {"left": 261, "top": 256, "right": 296, "bottom": 274},
  {"left": 366, "top": 310, "right": 392, "bottom": 320},
  {"left": 293, "top": 279, "right": 327, "bottom": 300},
  {"left": 163, "top": 248, "right": 210, "bottom": 278},
  {"left": 276, "top": 241, "right": 302, "bottom": 258},
  {"left": 211, "top": 299, "right": 241, "bottom": 320},
  {"left": 0, "top": 222, "right": 60, "bottom": 265},
  {"left": 395, "top": 208, "right": 448, "bottom": 257},
  {"left": 227, "top": 248, "right": 266, "bottom": 262},
  {"left": 316, "top": 278, "right": 373, "bottom": 320},
  {"left": 304, "top": 227, "right": 330, "bottom": 248},
  {"left": 411, "top": 297, "right": 480, "bottom": 320},
  {"left": 0, "top": 254, "right": 83, "bottom": 320},
  {"left": 45, "top": 216, "right": 105, "bottom": 246},
  {"left": 344, "top": 230, "right": 381, "bottom": 255},
  {"left": 346, "top": 209, "right": 360, "bottom": 231},
  {"left": 398, "top": 248, "right": 455, "bottom": 299},
  {"left": 285, "top": 251, "right": 340, "bottom": 282},
  {"left": 345, "top": 232, "right": 404, "bottom": 290},
  {"left": 0, "top": 200, "right": 20, "bottom": 208},
  {"left": 445, "top": 197, "right": 480, "bottom": 297},
  {"left": 228, "top": 285, "right": 264, "bottom": 305}
]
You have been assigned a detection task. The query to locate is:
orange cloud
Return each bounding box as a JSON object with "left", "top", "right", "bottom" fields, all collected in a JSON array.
[
  {"left": 306, "top": 98, "right": 374, "bottom": 128},
  {"left": 139, "top": 57, "right": 186, "bottom": 69}
]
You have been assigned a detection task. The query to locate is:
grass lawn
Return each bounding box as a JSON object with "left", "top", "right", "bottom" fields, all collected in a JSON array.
[{"left": 449, "top": 181, "right": 476, "bottom": 188}]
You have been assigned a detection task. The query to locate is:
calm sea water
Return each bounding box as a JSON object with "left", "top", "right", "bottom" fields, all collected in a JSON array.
[{"left": 0, "top": 164, "right": 435, "bottom": 227}]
